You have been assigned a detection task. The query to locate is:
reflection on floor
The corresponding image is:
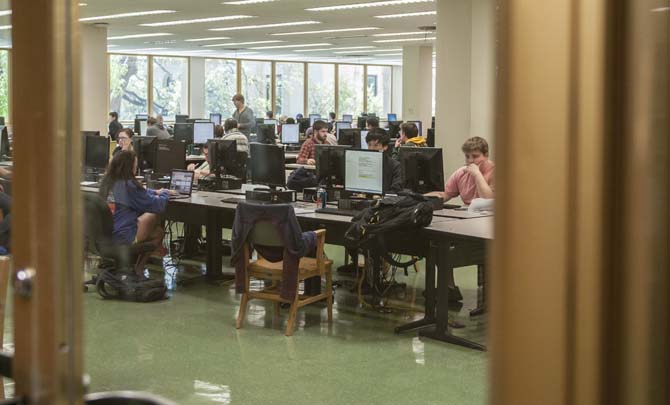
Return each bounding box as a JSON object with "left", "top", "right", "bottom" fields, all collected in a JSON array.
[{"left": 4, "top": 244, "right": 488, "bottom": 404}]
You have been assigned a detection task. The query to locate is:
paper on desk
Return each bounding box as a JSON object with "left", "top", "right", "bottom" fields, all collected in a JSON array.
[
  {"left": 468, "top": 198, "right": 494, "bottom": 214},
  {"left": 293, "top": 207, "right": 316, "bottom": 215}
]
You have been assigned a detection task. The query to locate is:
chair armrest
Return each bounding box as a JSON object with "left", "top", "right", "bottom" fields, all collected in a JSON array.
[{"left": 314, "top": 229, "right": 327, "bottom": 266}]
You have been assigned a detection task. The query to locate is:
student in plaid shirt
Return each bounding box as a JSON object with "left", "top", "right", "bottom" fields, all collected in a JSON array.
[{"left": 297, "top": 120, "right": 329, "bottom": 165}]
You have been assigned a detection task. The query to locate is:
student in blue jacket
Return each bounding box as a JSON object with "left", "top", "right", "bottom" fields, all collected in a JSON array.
[{"left": 99, "top": 150, "right": 173, "bottom": 272}]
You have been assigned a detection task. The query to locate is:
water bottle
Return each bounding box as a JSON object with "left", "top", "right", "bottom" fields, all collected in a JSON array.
[{"left": 316, "top": 186, "right": 327, "bottom": 209}]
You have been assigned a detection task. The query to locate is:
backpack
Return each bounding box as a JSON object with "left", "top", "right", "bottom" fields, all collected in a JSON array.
[
  {"left": 287, "top": 167, "right": 318, "bottom": 191},
  {"left": 96, "top": 270, "right": 167, "bottom": 302}
]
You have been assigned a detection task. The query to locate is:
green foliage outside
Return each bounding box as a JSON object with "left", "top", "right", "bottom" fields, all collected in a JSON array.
[
  {"left": 275, "top": 63, "right": 304, "bottom": 117},
  {"left": 338, "top": 66, "right": 364, "bottom": 117},
  {"left": 152, "top": 57, "right": 187, "bottom": 121},
  {"left": 0, "top": 51, "right": 8, "bottom": 119},
  {"left": 242, "top": 61, "right": 272, "bottom": 117},
  {"left": 109, "top": 55, "right": 148, "bottom": 121},
  {"left": 205, "top": 59, "right": 237, "bottom": 118}
]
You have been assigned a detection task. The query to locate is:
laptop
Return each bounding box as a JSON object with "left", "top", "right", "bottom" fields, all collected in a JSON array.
[{"left": 168, "top": 169, "right": 194, "bottom": 199}]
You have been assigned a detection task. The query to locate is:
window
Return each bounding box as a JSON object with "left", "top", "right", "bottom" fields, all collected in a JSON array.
[
  {"left": 366, "top": 65, "right": 392, "bottom": 118},
  {"left": 152, "top": 57, "right": 188, "bottom": 121},
  {"left": 307, "top": 63, "right": 334, "bottom": 117},
  {"left": 241, "top": 60, "right": 272, "bottom": 118},
  {"left": 275, "top": 62, "right": 304, "bottom": 119},
  {"left": 109, "top": 54, "right": 148, "bottom": 122},
  {"left": 205, "top": 59, "right": 237, "bottom": 119},
  {"left": 338, "top": 65, "right": 364, "bottom": 118},
  {"left": 0, "top": 50, "right": 8, "bottom": 119}
]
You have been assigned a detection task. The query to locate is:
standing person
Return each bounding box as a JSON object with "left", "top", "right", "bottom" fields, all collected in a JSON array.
[
  {"left": 297, "top": 120, "right": 328, "bottom": 165},
  {"left": 108, "top": 112, "right": 123, "bottom": 141},
  {"left": 146, "top": 117, "right": 170, "bottom": 139},
  {"left": 327, "top": 112, "right": 336, "bottom": 132},
  {"left": 231, "top": 94, "right": 256, "bottom": 138},
  {"left": 112, "top": 128, "right": 134, "bottom": 158}
]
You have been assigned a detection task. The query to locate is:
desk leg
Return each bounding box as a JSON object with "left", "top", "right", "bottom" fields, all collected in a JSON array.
[
  {"left": 419, "top": 240, "right": 486, "bottom": 351},
  {"left": 395, "top": 240, "right": 437, "bottom": 333},
  {"left": 205, "top": 211, "right": 224, "bottom": 280}
]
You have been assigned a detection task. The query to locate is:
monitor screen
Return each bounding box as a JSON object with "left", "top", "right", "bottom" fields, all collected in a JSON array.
[
  {"left": 210, "top": 113, "right": 222, "bottom": 126},
  {"left": 338, "top": 129, "right": 360, "bottom": 148},
  {"left": 264, "top": 119, "right": 278, "bottom": 128},
  {"left": 139, "top": 120, "right": 148, "bottom": 136},
  {"left": 342, "top": 114, "right": 353, "bottom": 123},
  {"left": 174, "top": 123, "right": 194, "bottom": 145},
  {"left": 387, "top": 113, "right": 397, "bottom": 122},
  {"left": 315, "top": 145, "right": 350, "bottom": 187},
  {"left": 309, "top": 114, "right": 321, "bottom": 126},
  {"left": 345, "top": 149, "right": 383, "bottom": 194},
  {"left": 175, "top": 114, "right": 189, "bottom": 123},
  {"left": 281, "top": 124, "right": 299, "bottom": 144},
  {"left": 136, "top": 114, "right": 148, "bottom": 120},
  {"left": 154, "top": 139, "right": 186, "bottom": 176},
  {"left": 169, "top": 170, "right": 194, "bottom": 195},
  {"left": 83, "top": 134, "right": 109, "bottom": 169},
  {"left": 250, "top": 143, "right": 285, "bottom": 188},
  {"left": 335, "top": 121, "right": 352, "bottom": 140},
  {"left": 407, "top": 120, "right": 422, "bottom": 137},
  {"left": 194, "top": 122, "right": 214, "bottom": 144},
  {"left": 360, "top": 130, "right": 369, "bottom": 150}
]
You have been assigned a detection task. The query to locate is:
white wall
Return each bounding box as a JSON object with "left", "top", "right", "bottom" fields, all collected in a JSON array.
[
  {"left": 189, "top": 57, "right": 206, "bottom": 119},
  {"left": 470, "top": 0, "right": 495, "bottom": 158},
  {"left": 392, "top": 65, "right": 403, "bottom": 117},
  {"left": 80, "top": 24, "right": 108, "bottom": 135},
  {"left": 402, "top": 45, "right": 433, "bottom": 136}
]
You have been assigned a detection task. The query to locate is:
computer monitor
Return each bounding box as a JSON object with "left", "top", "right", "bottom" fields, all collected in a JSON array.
[
  {"left": 81, "top": 130, "right": 101, "bottom": 137},
  {"left": 136, "top": 114, "right": 148, "bottom": 120},
  {"left": 335, "top": 121, "right": 352, "bottom": 140},
  {"left": 175, "top": 114, "right": 189, "bottom": 124},
  {"left": 345, "top": 149, "right": 384, "bottom": 195},
  {"left": 134, "top": 118, "right": 147, "bottom": 135},
  {"left": 427, "top": 128, "right": 435, "bottom": 147},
  {"left": 360, "top": 130, "right": 369, "bottom": 150},
  {"left": 153, "top": 139, "right": 186, "bottom": 176},
  {"left": 132, "top": 136, "right": 157, "bottom": 173},
  {"left": 256, "top": 124, "right": 276, "bottom": 144},
  {"left": 407, "top": 120, "right": 422, "bottom": 137},
  {"left": 357, "top": 116, "right": 367, "bottom": 130},
  {"left": 315, "top": 145, "right": 350, "bottom": 187},
  {"left": 194, "top": 122, "right": 214, "bottom": 144},
  {"left": 431, "top": 116, "right": 435, "bottom": 129},
  {"left": 281, "top": 123, "right": 300, "bottom": 144},
  {"left": 309, "top": 114, "right": 321, "bottom": 126},
  {"left": 173, "top": 123, "right": 194, "bottom": 145},
  {"left": 0, "top": 126, "right": 8, "bottom": 159},
  {"left": 0, "top": 117, "right": 4, "bottom": 126},
  {"left": 387, "top": 113, "right": 398, "bottom": 122},
  {"left": 264, "top": 119, "right": 278, "bottom": 128},
  {"left": 207, "top": 139, "right": 238, "bottom": 177},
  {"left": 387, "top": 121, "right": 402, "bottom": 138},
  {"left": 250, "top": 143, "right": 285, "bottom": 189},
  {"left": 187, "top": 118, "right": 212, "bottom": 124},
  {"left": 82, "top": 134, "right": 109, "bottom": 170},
  {"left": 210, "top": 113, "right": 222, "bottom": 126},
  {"left": 337, "top": 129, "right": 361, "bottom": 149},
  {"left": 342, "top": 114, "right": 353, "bottom": 123},
  {"left": 398, "top": 147, "right": 444, "bottom": 194},
  {"left": 298, "top": 118, "right": 310, "bottom": 134}
]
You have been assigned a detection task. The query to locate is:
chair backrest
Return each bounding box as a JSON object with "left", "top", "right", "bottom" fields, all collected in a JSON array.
[
  {"left": 83, "top": 193, "right": 114, "bottom": 255},
  {"left": 248, "top": 220, "right": 284, "bottom": 247}
]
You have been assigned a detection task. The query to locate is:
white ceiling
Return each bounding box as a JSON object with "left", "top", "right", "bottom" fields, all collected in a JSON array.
[{"left": 0, "top": 0, "right": 438, "bottom": 64}]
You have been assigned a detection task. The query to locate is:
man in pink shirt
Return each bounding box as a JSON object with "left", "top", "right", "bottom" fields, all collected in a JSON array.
[{"left": 435, "top": 137, "right": 495, "bottom": 204}]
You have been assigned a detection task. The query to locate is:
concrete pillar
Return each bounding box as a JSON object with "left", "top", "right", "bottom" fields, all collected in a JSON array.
[
  {"left": 189, "top": 57, "right": 206, "bottom": 119},
  {"left": 401, "top": 45, "right": 433, "bottom": 135},
  {"left": 392, "top": 65, "right": 403, "bottom": 117},
  {"left": 435, "top": 0, "right": 495, "bottom": 176},
  {"left": 79, "top": 23, "right": 108, "bottom": 135}
]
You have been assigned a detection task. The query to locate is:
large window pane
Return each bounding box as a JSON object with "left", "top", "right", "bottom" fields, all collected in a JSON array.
[
  {"left": 109, "top": 54, "right": 148, "bottom": 122},
  {"left": 205, "top": 59, "right": 237, "bottom": 119},
  {"left": 241, "top": 60, "right": 271, "bottom": 118},
  {"left": 307, "top": 63, "right": 334, "bottom": 117},
  {"left": 0, "top": 50, "right": 8, "bottom": 119},
  {"left": 152, "top": 56, "right": 188, "bottom": 121},
  {"left": 366, "top": 65, "right": 392, "bottom": 118},
  {"left": 338, "top": 64, "right": 364, "bottom": 118},
  {"left": 275, "top": 62, "right": 304, "bottom": 119}
]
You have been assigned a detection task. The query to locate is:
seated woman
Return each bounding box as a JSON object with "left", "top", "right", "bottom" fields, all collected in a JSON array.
[
  {"left": 99, "top": 150, "right": 173, "bottom": 273},
  {"left": 112, "top": 128, "right": 134, "bottom": 158}
]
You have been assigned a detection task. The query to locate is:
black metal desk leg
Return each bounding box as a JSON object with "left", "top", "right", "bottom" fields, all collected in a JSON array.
[
  {"left": 183, "top": 224, "right": 201, "bottom": 257},
  {"left": 205, "top": 211, "right": 224, "bottom": 280},
  {"left": 395, "top": 241, "right": 438, "bottom": 333}
]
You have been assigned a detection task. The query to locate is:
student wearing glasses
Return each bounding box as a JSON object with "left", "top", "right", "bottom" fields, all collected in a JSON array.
[{"left": 112, "top": 128, "right": 134, "bottom": 158}]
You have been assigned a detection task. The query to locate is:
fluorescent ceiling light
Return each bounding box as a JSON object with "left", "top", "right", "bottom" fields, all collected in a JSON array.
[
  {"left": 250, "top": 43, "right": 331, "bottom": 50},
  {"left": 108, "top": 33, "right": 173, "bottom": 40},
  {"left": 272, "top": 27, "right": 380, "bottom": 36},
  {"left": 373, "top": 37, "right": 435, "bottom": 43},
  {"left": 116, "top": 48, "right": 168, "bottom": 52},
  {"left": 372, "top": 31, "right": 428, "bottom": 37},
  {"left": 184, "top": 37, "right": 232, "bottom": 42},
  {"left": 106, "top": 45, "right": 119, "bottom": 48},
  {"left": 306, "top": 0, "right": 434, "bottom": 11},
  {"left": 78, "top": 3, "right": 88, "bottom": 6},
  {"left": 375, "top": 11, "right": 436, "bottom": 18},
  {"left": 0, "top": 11, "right": 12, "bottom": 17},
  {"left": 222, "top": 0, "right": 276, "bottom": 4},
  {"left": 203, "top": 40, "right": 283, "bottom": 47},
  {"left": 210, "top": 21, "right": 320, "bottom": 31},
  {"left": 79, "top": 10, "right": 176, "bottom": 22},
  {"left": 141, "top": 15, "right": 253, "bottom": 27},
  {"left": 333, "top": 48, "right": 401, "bottom": 54},
  {"left": 297, "top": 46, "right": 376, "bottom": 52},
  {"left": 0, "top": 25, "right": 11, "bottom": 31},
  {"left": 376, "top": 53, "right": 403, "bottom": 56}
]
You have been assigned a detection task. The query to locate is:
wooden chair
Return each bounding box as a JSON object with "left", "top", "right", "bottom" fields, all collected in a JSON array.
[{"left": 236, "top": 222, "right": 333, "bottom": 336}]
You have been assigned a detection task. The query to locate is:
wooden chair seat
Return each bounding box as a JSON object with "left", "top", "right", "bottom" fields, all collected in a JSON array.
[{"left": 249, "top": 256, "right": 334, "bottom": 278}]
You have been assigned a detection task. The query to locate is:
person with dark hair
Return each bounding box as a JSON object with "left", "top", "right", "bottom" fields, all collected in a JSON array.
[
  {"left": 187, "top": 143, "right": 210, "bottom": 181},
  {"left": 108, "top": 112, "right": 123, "bottom": 141},
  {"left": 327, "top": 112, "right": 336, "bottom": 132},
  {"left": 222, "top": 118, "right": 249, "bottom": 156},
  {"left": 214, "top": 125, "right": 224, "bottom": 138},
  {"left": 112, "top": 128, "right": 135, "bottom": 158},
  {"left": 266, "top": 111, "right": 274, "bottom": 119},
  {"left": 99, "top": 150, "right": 175, "bottom": 272},
  {"left": 296, "top": 113, "right": 304, "bottom": 120},
  {"left": 393, "top": 122, "right": 426, "bottom": 159},
  {"left": 366, "top": 116, "right": 380, "bottom": 131},
  {"left": 231, "top": 94, "right": 256, "bottom": 138},
  {"left": 297, "top": 120, "right": 328, "bottom": 165},
  {"left": 146, "top": 116, "right": 170, "bottom": 139},
  {"left": 365, "top": 129, "right": 402, "bottom": 193},
  {"left": 285, "top": 117, "right": 296, "bottom": 124}
]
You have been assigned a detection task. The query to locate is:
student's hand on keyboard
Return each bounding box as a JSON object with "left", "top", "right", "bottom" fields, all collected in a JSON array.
[{"left": 168, "top": 189, "right": 179, "bottom": 196}]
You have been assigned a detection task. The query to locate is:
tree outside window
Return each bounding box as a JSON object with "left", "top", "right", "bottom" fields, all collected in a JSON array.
[
  {"left": 205, "top": 59, "right": 237, "bottom": 119},
  {"left": 152, "top": 57, "right": 188, "bottom": 121},
  {"left": 109, "top": 54, "right": 148, "bottom": 122},
  {"left": 307, "top": 64, "right": 334, "bottom": 117}
]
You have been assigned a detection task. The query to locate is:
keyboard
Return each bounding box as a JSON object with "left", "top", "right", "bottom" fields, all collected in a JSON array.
[{"left": 315, "top": 207, "right": 363, "bottom": 217}]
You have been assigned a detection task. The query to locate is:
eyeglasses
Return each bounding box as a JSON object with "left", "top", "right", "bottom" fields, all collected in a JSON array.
[{"left": 118, "top": 136, "right": 130, "bottom": 141}]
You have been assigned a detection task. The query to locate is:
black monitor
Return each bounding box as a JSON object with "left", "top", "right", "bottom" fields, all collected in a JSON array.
[
  {"left": 308, "top": 114, "right": 321, "bottom": 126},
  {"left": 387, "top": 121, "right": 402, "bottom": 138},
  {"left": 175, "top": 114, "right": 189, "bottom": 123},
  {"left": 256, "top": 124, "right": 276, "bottom": 144},
  {"left": 398, "top": 147, "right": 444, "bottom": 194},
  {"left": 387, "top": 113, "right": 398, "bottom": 122},
  {"left": 427, "top": 128, "right": 435, "bottom": 148},
  {"left": 134, "top": 118, "right": 148, "bottom": 136},
  {"left": 207, "top": 139, "right": 238, "bottom": 177},
  {"left": 132, "top": 136, "right": 157, "bottom": 173},
  {"left": 342, "top": 114, "right": 353, "bottom": 123},
  {"left": 82, "top": 134, "right": 109, "bottom": 170},
  {"left": 298, "top": 118, "right": 310, "bottom": 134},
  {"left": 250, "top": 143, "right": 285, "bottom": 189},
  {"left": 431, "top": 116, "right": 435, "bottom": 129},
  {"left": 0, "top": 126, "right": 8, "bottom": 159},
  {"left": 0, "top": 117, "right": 4, "bottom": 126},
  {"left": 335, "top": 121, "right": 352, "bottom": 140},
  {"left": 337, "top": 128, "right": 361, "bottom": 149},
  {"left": 315, "top": 145, "right": 350, "bottom": 187},
  {"left": 357, "top": 116, "right": 367, "bottom": 130},
  {"left": 153, "top": 139, "right": 186, "bottom": 176},
  {"left": 81, "top": 130, "right": 101, "bottom": 137},
  {"left": 174, "top": 123, "right": 194, "bottom": 145}
]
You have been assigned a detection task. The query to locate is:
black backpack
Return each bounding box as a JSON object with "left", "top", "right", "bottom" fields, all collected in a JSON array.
[
  {"left": 287, "top": 167, "right": 318, "bottom": 191},
  {"left": 96, "top": 270, "right": 167, "bottom": 302}
]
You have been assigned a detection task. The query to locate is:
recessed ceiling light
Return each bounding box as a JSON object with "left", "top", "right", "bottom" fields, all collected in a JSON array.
[
  {"left": 333, "top": 48, "right": 401, "bottom": 54},
  {"left": 210, "top": 21, "right": 320, "bottom": 31},
  {"left": 184, "top": 37, "right": 232, "bottom": 42},
  {"left": 79, "top": 10, "right": 176, "bottom": 22},
  {"left": 0, "top": 25, "right": 12, "bottom": 31},
  {"left": 108, "top": 33, "right": 173, "bottom": 40},
  {"left": 203, "top": 40, "right": 284, "bottom": 47},
  {"left": 297, "top": 46, "right": 376, "bottom": 52},
  {"left": 141, "top": 15, "right": 254, "bottom": 27},
  {"left": 306, "top": 0, "right": 434, "bottom": 11},
  {"left": 222, "top": 0, "right": 277, "bottom": 4},
  {"left": 78, "top": 3, "right": 88, "bottom": 6},
  {"left": 272, "top": 27, "right": 380, "bottom": 36},
  {"left": 373, "top": 37, "right": 435, "bottom": 43},
  {"left": 250, "top": 43, "right": 331, "bottom": 50},
  {"left": 375, "top": 11, "right": 437, "bottom": 18},
  {"left": 372, "top": 31, "right": 428, "bottom": 37},
  {"left": 0, "top": 11, "right": 11, "bottom": 17}
]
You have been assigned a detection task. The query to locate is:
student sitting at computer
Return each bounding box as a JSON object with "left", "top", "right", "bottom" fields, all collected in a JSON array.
[
  {"left": 108, "top": 112, "right": 123, "bottom": 141},
  {"left": 222, "top": 119, "right": 249, "bottom": 156},
  {"left": 366, "top": 116, "right": 380, "bottom": 131},
  {"left": 297, "top": 120, "right": 329, "bottom": 165},
  {"left": 214, "top": 125, "right": 224, "bottom": 138},
  {"left": 285, "top": 117, "right": 296, "bottom": 125},
  {"left": 393, "top": 122, "right": 426, "bottom": 159},
  {"left": 112, "top": 128, "right": 134, "bottom": 158},
  {"left": 327, "top": 112, "right": 336, "bottom": 132},
  {"left": 366, "top": 129, "right": 402, "bottom": 194},
  {"left": 146, "top": 117, "right": 170, "bottom": 139},
  {"left": 187, "top": 142, "right": 210, "bottom": 182}
]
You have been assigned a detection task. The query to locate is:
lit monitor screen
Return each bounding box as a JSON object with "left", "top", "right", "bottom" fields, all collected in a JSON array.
[
  {"left": 210, "top": 113, "right": 222, "bottom": 126},
  {"left": 407, "top": 120, "right": 422, "bottom": 137},
  {"left": 264, "top": 119, "right": 278, "bottom": 128},
  {"left": 336, "top": 121, "right": 352, "bottom": 140},
  {"left": 281, "top": 123, "right": 299, "bottom": 144},
  {"left": 345, "top": 149, "right": 383, "bottom": 194},
  {"left": 387, "top": 113, "right": 397, "bottom": 122},
  {"left": 309, "top": 114, "right": 321, "bottom": 126},
  {"left": 194, "top": 122, "right": 214, "bottom": 144},
  {"left": 360, "top": 130, "right": 369, "bottom": 150},
  {"left": 136, "top": 114, "right": 148, "bottom": 120},
  {"left": 342, "top": 114, "right": 353, "bottom": 123},
  {"left": 139, "top": 120, "right": 148, "bottom": 136},
  {"left": 169, "top": 170, "right": 194, "bottom": 195}
]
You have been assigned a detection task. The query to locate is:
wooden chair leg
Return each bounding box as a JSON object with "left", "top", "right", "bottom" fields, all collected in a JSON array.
[
  {"left": 326, "top": 272, "right": 333, "bottom": 323},
  {"left": 285, "top": 291, "right": 300, "bottom": 336},
  {"left": 236, "top": 293, "right": 249, "bottom": 329},
  {"left": 273, "top": 302, "right": 280, "bottom": 319}
]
